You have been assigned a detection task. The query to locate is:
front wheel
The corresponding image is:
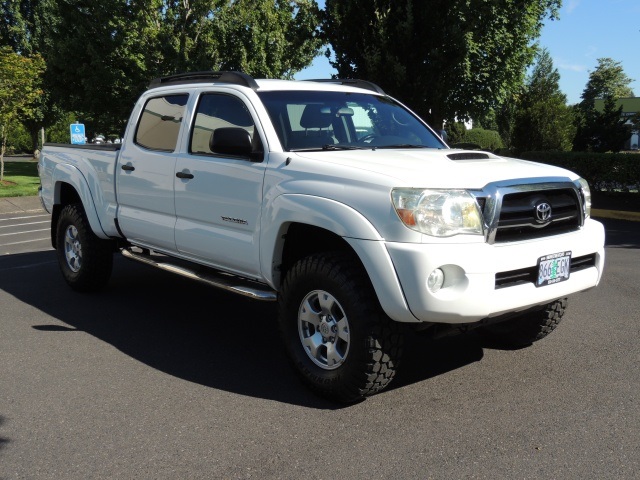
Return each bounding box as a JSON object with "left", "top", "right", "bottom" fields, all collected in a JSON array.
[
  {"left": 479, "top": 298, "right": 568, "bottom": 348},
  {"left": 56, "top": 203, "right": 113, "bottom": 292},
  {"left": 278, "top": 252, "right": 403, "bottom": 403}
]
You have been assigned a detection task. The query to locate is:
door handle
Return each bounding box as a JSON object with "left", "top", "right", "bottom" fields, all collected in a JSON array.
[
  {"left": 176, "top": 171, "right": 194, "bottom": 179},
  {"left": 121, "top": 164, "right": 135, "bottom": 171}
]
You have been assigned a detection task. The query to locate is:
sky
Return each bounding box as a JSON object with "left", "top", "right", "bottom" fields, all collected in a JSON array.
[{"left": 295, "top": 0, "right": 640, "bottom": 106}]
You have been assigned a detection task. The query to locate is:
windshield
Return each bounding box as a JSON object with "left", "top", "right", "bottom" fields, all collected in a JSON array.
[{"left": 257, "top": 90, "right": 447, "bottom": 152}]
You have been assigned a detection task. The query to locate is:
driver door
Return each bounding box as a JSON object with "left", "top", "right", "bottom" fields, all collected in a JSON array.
[{"left": 174, "top": 92, "right": 266, "bottom": 278}]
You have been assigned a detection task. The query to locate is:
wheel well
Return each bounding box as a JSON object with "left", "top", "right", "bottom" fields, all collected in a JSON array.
[
  {"left": 279, "top": 223, "right": 360, "bottom": 286},
  {"left": 50, "top": 182, "right": 81, "bottom": 249}
]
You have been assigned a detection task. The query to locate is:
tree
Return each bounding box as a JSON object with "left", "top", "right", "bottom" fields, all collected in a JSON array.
[
  {"left": 44, "top": 0, "right": 165, "bottom": 134},
  {"left": 574, "top": 58, "right": 634, "bottom": 152},
  {"left": 209, "top": 0, "right": 323, "bottom": 79},
  {"left": 580, "top": 58, "right": 635, "bottom": 105},
  {"left": 573, "top": 97, "right": 629, "bottom": 153},
  {"left": 1, "top": 0, "right": 63, "bottom": 152},
  {"left": 511, "top": 49, "right": 574, "bottom": 152},
  {"left": 44, "top": 0, "right": 322, "bottom": 134},
  {"left": 0, "top": 0, "right": 48, "bottom": 55},
  {"left": 323, "top": 0, "right": 561, "bottom": 129},
  {"left": 0, "top": 46, "right": 45, "bottom": 181},
  {"left": 494, "top": 93, "right": 520, "bottom": 150}
]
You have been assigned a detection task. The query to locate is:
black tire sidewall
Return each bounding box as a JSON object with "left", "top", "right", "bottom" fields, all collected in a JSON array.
[
  {"left": 56, "top": 204, "right": 113, "bottom": 292},
  {"left": 281, "top": 268, "right": 366, "bottom": 384},
  {"left": 279, "top": 253, "right": 401, "bottom": 402},
  {"left": 480, "top": 298, "right": 567, "bottom": 347}
]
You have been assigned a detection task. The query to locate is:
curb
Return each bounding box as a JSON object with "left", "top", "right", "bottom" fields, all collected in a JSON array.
[
  {"left": 0, "top": 196, "right": 45, "bottom": 215},
  {"left": 591, "top": 209, "right": 640, "bottom": 222}
]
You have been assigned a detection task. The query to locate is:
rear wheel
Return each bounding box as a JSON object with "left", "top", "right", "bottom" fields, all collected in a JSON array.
[
  {"left": 56, "top": 203, "right": 113, "bottom": 292},
  {"left": 480, "top": 298, "right": 567, "bottom": 348},
  {"left": 278, "top": 252, "right": 403, "bottom": 403}
]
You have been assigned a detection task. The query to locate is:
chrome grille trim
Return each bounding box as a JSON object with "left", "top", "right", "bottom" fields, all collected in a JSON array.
[{"left": 470, "top": 178, "right": 586, "bottom": 245}]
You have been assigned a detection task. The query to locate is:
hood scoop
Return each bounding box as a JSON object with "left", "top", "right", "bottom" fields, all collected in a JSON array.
[{"left": 447, "top": 152, "right": 490, "bottom": 161}]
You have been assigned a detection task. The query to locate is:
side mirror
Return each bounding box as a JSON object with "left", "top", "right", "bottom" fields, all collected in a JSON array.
[{"left": 210, "top": 127, "right": 262, "bottom": 160}]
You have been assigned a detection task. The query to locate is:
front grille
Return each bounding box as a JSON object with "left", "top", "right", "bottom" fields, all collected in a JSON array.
[
  {"left": 494, "top": 189, "right": 581, "bottom": 242},
  {"left": 495, "top": 253, "right": 597, "bottom": 289},
  {"left": 475, "top": 181, "right": 585, "bottom": 244}
]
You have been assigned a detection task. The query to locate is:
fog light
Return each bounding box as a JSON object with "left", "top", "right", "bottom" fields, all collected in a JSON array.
[{"left": 427, "top": 268, "right": 445, "bottom": 293}]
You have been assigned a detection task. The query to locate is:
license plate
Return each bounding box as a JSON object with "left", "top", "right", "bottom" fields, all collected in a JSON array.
[{"left": 537, "top": 251, "right": 571, "bottom": 287}]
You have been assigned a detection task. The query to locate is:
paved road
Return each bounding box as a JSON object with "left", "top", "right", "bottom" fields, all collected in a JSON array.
[
  {"left": 1, "top": 213, "right": 639, "bottom": 479},
  {"left": 0, "top": 211, "right": 51, "bottom": 255}
]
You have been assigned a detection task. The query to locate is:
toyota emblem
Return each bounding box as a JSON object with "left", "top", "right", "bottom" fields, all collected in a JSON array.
[{"left": 535, "top": 202, "right": 552, "bottom": 223}]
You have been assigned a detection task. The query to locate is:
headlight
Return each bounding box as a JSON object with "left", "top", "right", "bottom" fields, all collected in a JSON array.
[
  {"left": 391, "top": 188, "right": 484, "bottom": 237},
  {"left": 574, "top": 178, "right": 591, "bottom": 219}
]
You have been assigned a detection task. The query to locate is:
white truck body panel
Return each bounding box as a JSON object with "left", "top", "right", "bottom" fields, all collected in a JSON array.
[
  {"left": 39, "top": 146, "right": 119, "bottom": 239},
  {"left": 39, "top": 76, "right": 605, "bottom": 326}
]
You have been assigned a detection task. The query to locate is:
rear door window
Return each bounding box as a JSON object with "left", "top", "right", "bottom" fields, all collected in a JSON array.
[{"left": 135, "top": 94, "right": 188, "bottom": 151}]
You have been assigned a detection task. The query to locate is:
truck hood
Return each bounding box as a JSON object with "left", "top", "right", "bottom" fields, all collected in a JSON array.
[{"left": 294, "top": 149, "right": 578, "bottom": 188}]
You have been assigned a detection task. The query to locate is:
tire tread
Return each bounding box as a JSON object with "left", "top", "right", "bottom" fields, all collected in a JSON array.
[
  {"left": 56, "top": 203, "right": 113, "bottom": 292},
  {"left": 279, "top": 252, "right": 403, "bottom": 402},
  {"left": 481, "top": 298, "right": 567, "bottom": 348}
]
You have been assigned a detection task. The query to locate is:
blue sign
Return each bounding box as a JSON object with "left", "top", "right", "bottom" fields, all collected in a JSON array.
[{"left": 70, "top": 123, "right": 86, "bottom": 145}]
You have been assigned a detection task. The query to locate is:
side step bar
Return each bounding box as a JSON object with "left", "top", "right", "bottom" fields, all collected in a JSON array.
[{"left": 121, "top": 248, "right": 277, "bottom": 301}]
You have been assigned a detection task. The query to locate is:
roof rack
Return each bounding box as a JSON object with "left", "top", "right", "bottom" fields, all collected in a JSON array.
[
  {"left": 304, "top": 78, "right": 386, "bottom": 95},
  {"left": 148, "top": 71, "right": 259, "bottom": 90}
]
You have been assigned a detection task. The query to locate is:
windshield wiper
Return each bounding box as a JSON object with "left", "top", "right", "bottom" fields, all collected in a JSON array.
[
  {"left": 322, "top": 144, "right": 367, "bottom": 150},
  {"left": 375, "top": 144, "right": 434, "bottom": 149},
  {"left": 289, "top": 144, "right": 368, "bottom": 152}
]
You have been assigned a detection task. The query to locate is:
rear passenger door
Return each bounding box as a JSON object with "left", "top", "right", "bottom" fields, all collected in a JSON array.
[
  {"left": 116, "top": 93, "right": 188, "bottom": 252},
  {"left": 174, "top": 91, "right": 266, "bottom": 278}
]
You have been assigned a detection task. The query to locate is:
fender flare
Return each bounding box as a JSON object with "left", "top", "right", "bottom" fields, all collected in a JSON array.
[
  {"left": 260, "top": 194, "right": 417, "bottom": 323},
  {"left": 52, "top": 163, "right": 109, "bottom": 239}
]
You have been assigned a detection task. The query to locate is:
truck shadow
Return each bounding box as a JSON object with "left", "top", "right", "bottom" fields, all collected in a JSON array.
[
  {"left": 390, "top": 333, "right": 485, "bottom": 393},
  {"left": 0, "top": 416, "right": 8, "bottom": 452},
  {"left": 599, "top": 218, "right": 640, "bottom": 249},
  {"left": 1, "top": 251, "right": 483, "bottom": 408}
]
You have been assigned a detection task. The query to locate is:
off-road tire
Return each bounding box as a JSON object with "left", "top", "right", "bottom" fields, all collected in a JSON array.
[
  {"left": 480, "top": 298, "right": 568, "bottom": 348},
  {"left": 278, "top": 252, "right": 403, "bottom": 403},
  {"left": 56, "top": 203, "right": 113, "bottom": 292}
]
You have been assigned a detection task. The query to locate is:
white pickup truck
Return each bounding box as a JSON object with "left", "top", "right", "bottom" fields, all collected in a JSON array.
[{"left": 39, "top": 72, "right": 605, "bottom": 402}]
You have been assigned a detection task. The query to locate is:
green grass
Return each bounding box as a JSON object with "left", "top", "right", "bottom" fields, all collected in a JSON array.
[{"left": 0, "top": 161, "right": 40, "bottom": 198}]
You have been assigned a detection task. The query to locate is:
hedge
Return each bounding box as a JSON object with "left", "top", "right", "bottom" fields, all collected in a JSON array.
[
  {"left": 519, "top": 151, "right": 640, "bottom": 192},
  {"left": 457, "top": 128, "right": 504, "bottom": 151}
]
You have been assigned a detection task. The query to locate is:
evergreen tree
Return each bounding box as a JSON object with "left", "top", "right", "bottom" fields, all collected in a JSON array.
[
  {"left": 512, "top": 49, "right": 574, "bottom": 152},
  {"left": 573, "top": 58, "right": 634, "bottom": 152},
  {"left": 574, "top": 97, "right": 629, "bottom": 153},
  {"left": 580, "top": 58, "right": 635, "bottom": 105}
]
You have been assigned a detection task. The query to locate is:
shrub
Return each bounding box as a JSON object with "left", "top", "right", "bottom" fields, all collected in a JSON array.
[
  {"left": 520, "top": 151, "right": 640, "bottom": 192},
  {"left": 5, "top": 123, "right": 32, "bottom": 154},
  {"left": 458, "top": 128, "right": 504, "bottom": 152},
  {"left": 444, "top": 121, "right": 468, "bottom": 144},
  {"left": 449, "top": 142, "right": 482, "bottom": 150},
  {"left": 46, "top": 112, "right": 80, "bottom": 144}
]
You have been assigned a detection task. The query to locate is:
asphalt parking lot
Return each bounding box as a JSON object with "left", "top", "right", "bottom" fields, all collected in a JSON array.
[{"left": 1, "top": 197, "right": 639, "bottom": 479}]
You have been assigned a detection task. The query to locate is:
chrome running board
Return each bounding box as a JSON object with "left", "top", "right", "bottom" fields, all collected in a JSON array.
[{"left": 122, "top": 248, "right": 277, "bottom": 301}]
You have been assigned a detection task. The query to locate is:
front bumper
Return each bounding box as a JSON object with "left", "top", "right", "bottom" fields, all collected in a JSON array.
[{"left": 384, "top": 218, "right": 605, "bottom": 323}]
